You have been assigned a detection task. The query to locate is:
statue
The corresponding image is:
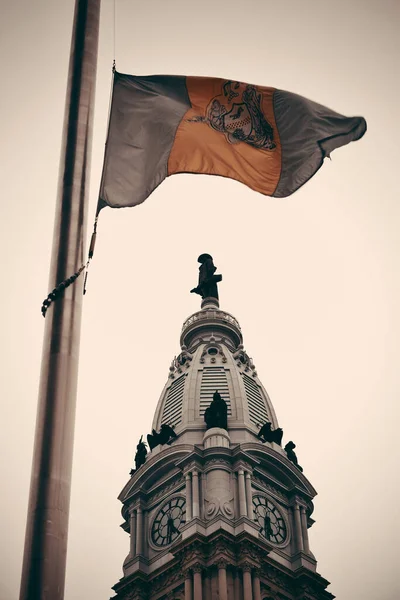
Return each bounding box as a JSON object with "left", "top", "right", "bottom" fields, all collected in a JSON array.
[
  {"left": 204, "top": 390, "right": 228, "bottom": 430},
  {"left": 147, "top": 423, "right": 178, "bottom": 451},
  {"left": 190, "top": 254, "right": 222, "bottom": 300},
  {"left": 130, "top": 436, "right": 147, "bottom": 475},
  {"left": 257, "top": 422, "right": 283, "bottom": 445},
  {"left": 284, "top": 441, "right": 303, "bottom": 472}
]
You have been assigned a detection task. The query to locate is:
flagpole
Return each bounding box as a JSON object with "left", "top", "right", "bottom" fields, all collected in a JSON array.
[{"left": 19, "top": 1, "right": 100, "bottom": 599}]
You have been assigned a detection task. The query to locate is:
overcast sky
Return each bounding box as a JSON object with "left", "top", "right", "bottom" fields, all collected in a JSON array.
[{"left": 1, "top": 0, "right": 399, "bottom": 599}]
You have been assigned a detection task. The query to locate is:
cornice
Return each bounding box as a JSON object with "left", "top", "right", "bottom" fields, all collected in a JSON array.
[
  {"left": 243, "top": 442, "right": 317, "bottom": 498},
  {"left": 120, "top": 445, "right": 193, "bottom": 502}
]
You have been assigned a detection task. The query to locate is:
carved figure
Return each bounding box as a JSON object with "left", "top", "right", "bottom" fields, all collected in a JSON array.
[
  {"left": 204, "top": 390, "right": 228, "bottom": 430},
  {"left": 147, "top": 424, "right": 178, "bottom": 450},
  {"left": 190, "top": 254, "right": 222, "bottom": 300},
  {"left": 177, "top": 346, "right": 192, "bottom": 366},
  {"left": 257, "top": 422, "right": 283, "bottom": 445},
  {"left": 284, "top": 441, "right": 303, "bottom": 472},
  {"left": 129, "top": 436, "right": 147, "bottom": 475}
]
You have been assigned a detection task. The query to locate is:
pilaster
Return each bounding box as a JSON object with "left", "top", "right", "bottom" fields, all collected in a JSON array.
[{"left": 192, "top": 563, "right": 203, "bottom": 600}]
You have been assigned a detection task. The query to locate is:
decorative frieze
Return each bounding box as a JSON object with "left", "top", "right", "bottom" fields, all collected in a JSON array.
[
  {"left": 147, "top": 475, "right": 183, "bottom": 505},
  {"left": 252, "top": 475, "right": 287, "bottom": 503}
]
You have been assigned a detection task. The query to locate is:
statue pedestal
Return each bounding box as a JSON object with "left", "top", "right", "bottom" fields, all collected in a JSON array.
[
  {"left": 201, "top": 296, "right": 219, "bottom": 309},
  {"left": 203, "top": 427, "right": 230, "bottom": 449}
]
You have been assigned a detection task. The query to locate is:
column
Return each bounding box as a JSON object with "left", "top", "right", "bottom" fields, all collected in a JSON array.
[
  {"left": 218, "top": 561, "right": 228, "bottom": 600},
  {"left": 184, "top": 570, "right": 192, "bottom": 600},
  {"left": 245, "top": 472, "right": 253, "bottom": 519},
  {"left": 129, "top": 509, "right": 136, "bottom": 558},
  {"left": 136, "top": 506, "right": 143, "bottom": 555},
  {"left": 300, "top": 506, "right": 310, "bottom": 554},
  {"left": 253, "top": 570, "right": 261, "bottom": 600},
  {"left": 234, "top": 568, "right": 241, "bottom": 600},
  {"left": 205, "top": 571, "right": 212, "bottom": 598},
  {"left": 143, "top": 510, "right": 149, "bottom": 555},
  {"left": 192, "top": 470, "right": 200, "bottom": 518},
  {"left": 238, "top": 469, "right": 247, "bottom": 516},
  {"left": 242, "top": 565, "right": 253, "bottom": 600},
  {"left": 201, "top": 472, "right": 207, "bottom": 519},
  {"left": 293, "top": 503, "right": 304, "bottom": 553},
  {"left": 186, "top": 473, "right": 192, "bottom": 521},
  {"left": 193, "top": 564, "right": 203, "bottom": 600}
]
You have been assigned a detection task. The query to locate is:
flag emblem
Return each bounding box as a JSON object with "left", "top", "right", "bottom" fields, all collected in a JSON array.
[{"left": 202, "top": 80, "right": 276, "bottom": 150}]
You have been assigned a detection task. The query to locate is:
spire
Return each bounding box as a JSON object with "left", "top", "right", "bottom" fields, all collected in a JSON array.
[{"left": 152, "top": 255, "right": 279, "bottom": 447}]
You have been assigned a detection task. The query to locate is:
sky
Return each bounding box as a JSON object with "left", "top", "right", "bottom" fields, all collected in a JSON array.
[{"left": 0, "top": 0, "right": 399, "bottom": 599}]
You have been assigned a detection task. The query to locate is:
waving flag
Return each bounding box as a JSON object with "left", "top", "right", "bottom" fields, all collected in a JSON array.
[{"left": 98, "top": 71, "right": 366, "bottom": 211}]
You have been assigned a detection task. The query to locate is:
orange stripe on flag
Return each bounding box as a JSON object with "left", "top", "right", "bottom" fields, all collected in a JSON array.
[{"left": 168, "top": 77, "right": 282, "bottom": 196}]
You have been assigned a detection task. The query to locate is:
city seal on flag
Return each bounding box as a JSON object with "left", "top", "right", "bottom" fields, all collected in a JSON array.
[
  {"left": 206, "top": 80, "right": 276, "bottom": 150},
  {"left": 188, "top": 80, "right": 276, "bottom": 150}
]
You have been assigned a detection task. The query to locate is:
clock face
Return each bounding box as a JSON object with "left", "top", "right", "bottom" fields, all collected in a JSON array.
[
  {"left": 151, "top": 497, "right": 186, "bottom": 547},
  {"left": 252, "top": 495, "right": 287, "bottom": 544}
]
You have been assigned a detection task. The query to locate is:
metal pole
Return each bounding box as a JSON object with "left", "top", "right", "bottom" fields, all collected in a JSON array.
[{"left": 19, "top": 1, "right": 100, "bottom": 598}]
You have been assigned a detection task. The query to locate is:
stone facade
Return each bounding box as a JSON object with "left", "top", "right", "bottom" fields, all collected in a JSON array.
[{"left": 111, "top": 300, "right": 334, "bottom": 600}]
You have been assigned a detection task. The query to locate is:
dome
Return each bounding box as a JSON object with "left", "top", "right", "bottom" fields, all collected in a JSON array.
[{"left": 151, "top": 299, "right": 281, "bottom": 450}]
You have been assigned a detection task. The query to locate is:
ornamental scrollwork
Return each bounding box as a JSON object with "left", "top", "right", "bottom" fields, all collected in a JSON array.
[{"left": 204, "top": 496, "right": 234, "bottom": 520}]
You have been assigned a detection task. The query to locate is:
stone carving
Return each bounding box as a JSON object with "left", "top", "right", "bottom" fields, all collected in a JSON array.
[
  {"left": 190, "top": 254, "right": 222, "bottom": 300},
  {"left": 284, "top": 441, "right": 303, "bottom": 472},
  {"left": 234, "top": 347, "right": 256, "bottom": 371},
  {"left": 252, "top": 474, "right": 287, "bottom": 502},
  {"left": 192, "top": 563, "right": 203, "bottom": 574},
  {"left": 200, "top": 344, "right": 227, "bottom": 365},
  {"left": 169, "top": 349, "right": 192, "bottom": 378},
  {"left": 204, "top": 390, "right": 228, "bottom": 430},
  {"left": 257, "top": 422, "right": 283, "bottom": 445},
  {"left": 261, "top": 564, "right": 292, "bottom": 592},
  {"left": 129, "top": 436, "right": 147, "bottom": 475},
  {"left": 148, "top": 477, "right": 183, "bottom": 504},
  {"left": 149, "top": 556, "right": 187, "bottom": 594},
  {"left": 204, "top": 458, "right": 231, "bottom": 470},
  {"left": 147, "top": 424, "right": 178, "bottom": 450},
  {"left": 204, "top": 467, "right": 234, "bottom": 520},
  {"left": 177, "top": 346, "right": 192, "bottom": 366},
  {"left": 204, "top": 496, "right": 234, "bottom": 520},
  {"left": 121, "top": 581, "right": 148, "bottom": 600}
]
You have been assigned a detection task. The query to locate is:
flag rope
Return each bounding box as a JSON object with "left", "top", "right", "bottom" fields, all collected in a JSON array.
[
  {"left": 42, "top": 61, "right": 115, "bottom": 313},
  {"left": 41, "top": 213, "right": 98, "bottom": 315},
  {"left": 81, "top": 62, "right": 115, "bottom": 297},
  {"left": 113, "top": 0, "right": 116, "bottom": 65},
  {"left": 83, "top": 216, "right": 98, "bottom": 294},
  {"left": 41, "top": 264, "right": 86, "bottom": 317}
]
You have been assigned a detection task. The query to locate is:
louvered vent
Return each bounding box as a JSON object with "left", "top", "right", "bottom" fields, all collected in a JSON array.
[
  {"left": 243, "top": 373, "right": 269, "bottom": 425},
  {"left": 200, "top": 367, "right": 231, "bottom": 415},
  {"left": 161, "top": 375, "right": 185, "bottom": 428}
]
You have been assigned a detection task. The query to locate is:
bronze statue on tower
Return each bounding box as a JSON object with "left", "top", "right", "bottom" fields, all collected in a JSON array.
[{"left": 190, "top": 254, "right": 222, "bottom": 300}]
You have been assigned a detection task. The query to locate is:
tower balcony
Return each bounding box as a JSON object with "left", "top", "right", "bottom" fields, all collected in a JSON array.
[{"left": 180, "top": 303, "right": 243, "bottom": 350}]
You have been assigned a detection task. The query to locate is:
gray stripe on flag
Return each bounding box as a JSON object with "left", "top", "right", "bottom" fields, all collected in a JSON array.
[
  {"left": 99, "top": 73, "right": 191, "bottom": 208},
  {"left": 273, "top": 90, "right": 367, "bottom": 197}
]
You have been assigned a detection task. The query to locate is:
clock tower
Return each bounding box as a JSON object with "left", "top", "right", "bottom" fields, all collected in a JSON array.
[{"left": 111, "top": 256, "right": 334, "bottom": 600}]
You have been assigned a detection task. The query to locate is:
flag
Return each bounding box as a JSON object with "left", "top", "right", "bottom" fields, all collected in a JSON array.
[{"left": 98, "top": 71, "right": 366, "bottom": 211}]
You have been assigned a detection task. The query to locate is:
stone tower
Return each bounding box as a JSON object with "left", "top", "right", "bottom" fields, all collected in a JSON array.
[{"left": 111, "top": 260, "right": 334, "bottom": 600}]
